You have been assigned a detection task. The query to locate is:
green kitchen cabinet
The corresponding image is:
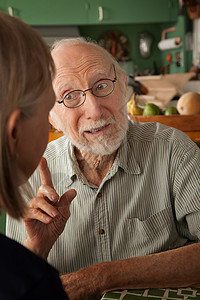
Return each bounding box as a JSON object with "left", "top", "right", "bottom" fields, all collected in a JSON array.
[
  {"left": 5, "top": 0, "right": 90, "bottom": 25},
  {"left": 0, "top": 210, "right": 6, "bottom": 235},
  {"left": 4, "top": 0, "right": 178, "bottom": 26},
  {"left": 89, "top": 0, "right": 179, "bottom": 25},
  {"left": 0, "top": 0, "right": 7, "bottom": 12}
]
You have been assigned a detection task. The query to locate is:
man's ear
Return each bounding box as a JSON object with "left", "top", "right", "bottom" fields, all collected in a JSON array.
[
  {"left": 7, "top": 109, "right": 21, "bottom": 156},
  {"left": 49, "top": 111, "right": 62, "bottom": 132},
  {"left": 122, "top": 70, "right": 128, "bottom": 87}
]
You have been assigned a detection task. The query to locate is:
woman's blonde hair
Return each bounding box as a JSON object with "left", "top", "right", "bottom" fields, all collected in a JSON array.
[{"left": 0, "top": 12, "right": 55, "bottom": 219}]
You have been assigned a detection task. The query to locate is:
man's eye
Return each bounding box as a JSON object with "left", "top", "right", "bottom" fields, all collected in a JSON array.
[
  {"left": 64, "top": 93, "right": 75, "bottom": 100},
  {"left": 96, "top": 83, "right": 107, "bottom": 90}
]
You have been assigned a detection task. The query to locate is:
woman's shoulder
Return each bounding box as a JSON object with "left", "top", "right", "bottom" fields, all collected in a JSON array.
[
  {"left": 0, "top": 234, "right": 68, "bottom": 299},
  {"left": 0, "top": 233, "right": 48, "bottom": 267}
]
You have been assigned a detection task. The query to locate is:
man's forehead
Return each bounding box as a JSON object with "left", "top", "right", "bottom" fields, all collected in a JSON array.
[{"left": 53, "top": 43, "right": 111, "bottom": 67}]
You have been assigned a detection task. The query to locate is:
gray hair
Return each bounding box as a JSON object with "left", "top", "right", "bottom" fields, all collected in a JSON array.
[{"left": 51, "top": 37, "right": 124, "bottom": 74}]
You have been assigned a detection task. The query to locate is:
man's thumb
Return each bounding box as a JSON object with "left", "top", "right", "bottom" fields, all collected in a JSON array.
[{"left": 59, "top": 189, "right": 77, "bottom": 206}]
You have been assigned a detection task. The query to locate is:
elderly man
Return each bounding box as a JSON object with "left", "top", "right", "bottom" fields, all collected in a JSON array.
[{"left": 7, "top": 37, "right": 200, "bottom": 299}]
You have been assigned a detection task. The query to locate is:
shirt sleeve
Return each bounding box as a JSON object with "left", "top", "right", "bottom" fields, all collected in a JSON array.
[{"left": 172, "top": 142, "right": 200, "bottom": 241}]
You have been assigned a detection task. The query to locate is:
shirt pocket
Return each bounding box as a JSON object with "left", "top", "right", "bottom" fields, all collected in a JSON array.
[{"left": 127, "top": 205, "right": 179, "bottom": 256}]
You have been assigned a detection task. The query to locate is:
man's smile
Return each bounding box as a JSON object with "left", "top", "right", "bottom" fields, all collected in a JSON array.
[{"left": 84, "top": 124, "right": 110, "bottom": 135}]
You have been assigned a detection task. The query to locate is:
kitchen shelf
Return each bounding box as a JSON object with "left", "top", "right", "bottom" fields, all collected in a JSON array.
[
  {"left": 129, "top": 114, "right": 200, "bottom": 146},
  {"left": 129, "top": 114, "right": 200, "bottom": 132}
]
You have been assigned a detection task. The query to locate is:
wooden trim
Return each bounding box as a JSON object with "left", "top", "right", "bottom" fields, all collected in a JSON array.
[{"left": 129, "top": 114, "right": 200, "bottom": 132}]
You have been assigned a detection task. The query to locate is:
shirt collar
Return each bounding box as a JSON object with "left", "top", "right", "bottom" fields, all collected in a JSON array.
[
  {"left": 116, "top": 134, "right": 141, "bottom": 175},
  {"left": 65, "top": 125, "right": 141, "bottom": 187},
  {"left": 65, "top": 142, "right": 90, "bottom": 186}
]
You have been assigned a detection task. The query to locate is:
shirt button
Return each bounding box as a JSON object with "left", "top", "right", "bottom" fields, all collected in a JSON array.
[
  {"left": 97, "top": 192, "right": 102, "bottom": 198},
  {"left": 99, "top": 229, "right": 105, "bottom": 235}
]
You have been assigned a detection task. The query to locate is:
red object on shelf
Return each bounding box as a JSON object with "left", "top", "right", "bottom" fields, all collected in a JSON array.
[{"left": 166, "top": 53, "right": 173, "bottom": 63}]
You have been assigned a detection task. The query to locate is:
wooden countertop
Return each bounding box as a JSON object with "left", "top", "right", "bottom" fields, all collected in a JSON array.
[{"left": 49, "top": 129, "right": 64, "bottom": 143}]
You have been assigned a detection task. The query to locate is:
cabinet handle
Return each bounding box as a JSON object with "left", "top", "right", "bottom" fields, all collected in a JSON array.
[
  {"left": 8, "top": 6, "right": 13, "bottom": 16},
  {"left": 98, "top": 6, "right": 103, "bottom": 21}
]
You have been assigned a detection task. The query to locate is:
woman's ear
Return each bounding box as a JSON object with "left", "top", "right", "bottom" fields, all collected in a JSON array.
[{"left": 7, "top": 109, "right": 21, "bottom": 156}]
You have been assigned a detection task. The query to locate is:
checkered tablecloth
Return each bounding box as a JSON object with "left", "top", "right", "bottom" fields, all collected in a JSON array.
[{"left": 101, "top": 288, "right": 200, "bottom": 300}]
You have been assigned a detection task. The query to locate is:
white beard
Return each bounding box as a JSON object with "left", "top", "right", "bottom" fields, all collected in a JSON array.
[
  {"left": 68, "top": 115, "right": 128, "bottom": 156},
  {"left": 50, "top": 90, "right": 129, "bottom": 156}
]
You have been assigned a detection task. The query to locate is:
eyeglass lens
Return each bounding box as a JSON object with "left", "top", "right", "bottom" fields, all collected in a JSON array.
[{"left": 63, "top": 79, "right": 114, "bottom": 108}]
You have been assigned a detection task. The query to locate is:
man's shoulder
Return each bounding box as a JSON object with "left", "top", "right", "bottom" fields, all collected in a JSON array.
[
  {"left": 29, "top": 135, "right": 71, "bottom": 189},
  {"left": 44, "top": 135, "right": 70, "bottom": 161},
  {"left": 128, "top": 119, "right": 195, "bottom": 148}
]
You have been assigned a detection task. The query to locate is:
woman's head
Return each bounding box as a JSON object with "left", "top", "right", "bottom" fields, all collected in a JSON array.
[{"left": 0, "top": 12, "right": 55, "bottom": 219}]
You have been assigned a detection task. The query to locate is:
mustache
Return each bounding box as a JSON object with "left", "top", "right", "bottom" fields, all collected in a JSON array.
[{"left": 78, "top": 118, "right": 116, "bottom": 134}]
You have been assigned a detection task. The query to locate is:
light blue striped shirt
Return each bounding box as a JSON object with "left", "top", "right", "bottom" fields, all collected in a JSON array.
[{"left": 6, "top": 120, "right": 200, "bottom": 274}]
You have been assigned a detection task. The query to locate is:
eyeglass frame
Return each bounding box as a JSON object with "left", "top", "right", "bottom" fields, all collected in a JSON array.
[{"left": 56, "top": 64, "right": 117, "bottom": 109}]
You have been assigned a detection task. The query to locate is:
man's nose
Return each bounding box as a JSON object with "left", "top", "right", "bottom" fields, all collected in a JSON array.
[{"left": 83, "top": 90, "right": 103, "bottom": 119}]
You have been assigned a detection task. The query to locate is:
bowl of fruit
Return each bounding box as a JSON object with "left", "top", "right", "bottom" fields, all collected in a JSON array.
[{"left": 127, "top": 92, "right": 200, "bottom": 132}]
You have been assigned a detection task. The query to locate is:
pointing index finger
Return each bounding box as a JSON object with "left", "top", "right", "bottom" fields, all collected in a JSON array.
[{"left": 39, "top": 157, "right": 54, "bottom": 188}]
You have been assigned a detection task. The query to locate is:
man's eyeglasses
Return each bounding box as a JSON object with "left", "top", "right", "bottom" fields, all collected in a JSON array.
[{"left": 56, "top": 64, "right": 117, "bottom": 109}]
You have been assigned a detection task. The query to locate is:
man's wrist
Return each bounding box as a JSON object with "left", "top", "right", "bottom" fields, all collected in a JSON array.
[
  {"left": 24, "top": 238, "right": 48, "bottom": 260},
  {"left": 93, "top": 262, "right": 115, "bottom": 294}
]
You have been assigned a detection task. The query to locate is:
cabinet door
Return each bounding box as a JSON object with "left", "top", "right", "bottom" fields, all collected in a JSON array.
[
  {"left": 0, "top": 0, "right": 7, "bottom": 12},
  {"left": 0, "top": 211, "right": 6, "bottom": 235},
  {"left": 89, "top": 0, "right": 178, "bottom": 24},
  {"left": 6, "top": 0, "right": 89, "bottom": 25}
]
